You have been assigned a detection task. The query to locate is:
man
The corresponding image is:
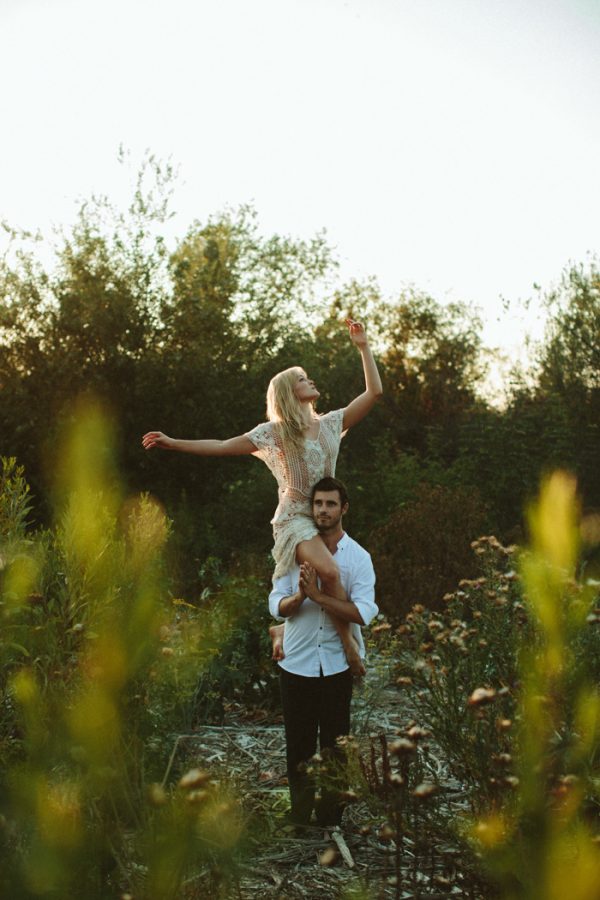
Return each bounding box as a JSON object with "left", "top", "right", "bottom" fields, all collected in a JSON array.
[{"left": 269, "top": 476, "right": 378, "bottom": 829}]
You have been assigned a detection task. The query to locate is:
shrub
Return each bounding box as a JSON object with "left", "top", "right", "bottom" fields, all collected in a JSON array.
[{"left": 369, "top": 482, "right": 488, "bottom": 621}]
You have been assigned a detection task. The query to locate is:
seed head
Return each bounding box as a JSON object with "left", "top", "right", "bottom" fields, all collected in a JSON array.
[
  {"left": 319, "top": 847, "right": 338, "bottom": 866},
  {"left": 406, "top": 726, "right": 429, "bottom": 740},
  {"left": 179, "top": 769, "right": 210, "bottom": 790},
  {"left": 389, "top": 738, "right": 416, "bottom": 756},
  {"left": 412, "top": 782, "right": 437, "bottom": 800},
  {"left": 468, "top": 687, "right": 496, "bottom": 707}
]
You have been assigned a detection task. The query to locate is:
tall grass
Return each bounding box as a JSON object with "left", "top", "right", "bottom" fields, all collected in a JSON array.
[
  {"left": 472, "top": 472, "right": 600, "bottom": 898},
  {"left": 0, "top": 403, "right": 245, "bottom": 898}
]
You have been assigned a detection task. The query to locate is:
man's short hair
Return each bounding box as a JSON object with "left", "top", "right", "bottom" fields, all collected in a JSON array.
[{"left": 311, "top": 477, "right": 349, "bottom": 507}]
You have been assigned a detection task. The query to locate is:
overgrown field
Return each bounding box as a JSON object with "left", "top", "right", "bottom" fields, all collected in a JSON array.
[{"left": 2, "top": 406, "right": 600, "bottom": 899}]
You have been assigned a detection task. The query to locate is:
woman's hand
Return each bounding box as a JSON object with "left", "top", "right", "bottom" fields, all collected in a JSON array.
[
  {"left": 142, "top": 431, "right": 174, "bottom": 451},
  {"left": 299, "top": 562, "right": 320, "bottom": 600},
  {"left": 345, "top": 318, "right": 368, "bottom": 349}
]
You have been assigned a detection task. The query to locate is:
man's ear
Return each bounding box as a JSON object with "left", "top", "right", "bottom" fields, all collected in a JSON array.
[{"left": 342, "top": 502, "right": 349, "bottom": 516}]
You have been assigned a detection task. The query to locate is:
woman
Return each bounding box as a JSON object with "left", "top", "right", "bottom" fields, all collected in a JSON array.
[{"left": 142, "top": 319, "right": 383, "bottom": 674}]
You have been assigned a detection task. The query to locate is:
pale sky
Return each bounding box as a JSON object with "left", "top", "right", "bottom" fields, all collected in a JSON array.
[{"left": 1, "top": 0, "right": 599, "bottom": 364}]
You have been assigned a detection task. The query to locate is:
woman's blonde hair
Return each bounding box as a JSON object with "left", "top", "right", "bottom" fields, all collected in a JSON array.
[{"left": 266, "top": 367, "right": 313, "bottom": 450}]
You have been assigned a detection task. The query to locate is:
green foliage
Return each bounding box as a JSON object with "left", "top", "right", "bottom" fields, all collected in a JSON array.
[
  {"left": 393, "top": 537, "right": 522, "bottom": 805},
  {"left": 0, "top": 407, "right": 247, "bottom": 898},
  {"left": 384, "top": 475, "right": 600, "bottom": 898},
  {"left": 369, "top": 482, "right": 489, "bottom": 621}
]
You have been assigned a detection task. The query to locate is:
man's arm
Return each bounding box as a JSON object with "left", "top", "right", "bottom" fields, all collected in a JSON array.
[
  {"left": 268, "top": 570, "right": 304, "bottom": 619},
  {"left": 278, "top": 588, "right": 306, "bottom": 618},
  {"left": 299, "top": 564, "right": 365, "bottom": 624}
]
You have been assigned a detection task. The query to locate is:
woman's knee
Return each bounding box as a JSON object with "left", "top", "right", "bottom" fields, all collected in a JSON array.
[{"left": 317, "top": 559, "right": 340, "bottom": 587}]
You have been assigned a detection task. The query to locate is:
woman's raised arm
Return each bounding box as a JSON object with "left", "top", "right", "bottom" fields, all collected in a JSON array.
[
  {"left": 142, "top": 432, "right": 256, "bottom": 456},
  {"left": 342, "top": 319, "right": 383, "bottom": 431}
]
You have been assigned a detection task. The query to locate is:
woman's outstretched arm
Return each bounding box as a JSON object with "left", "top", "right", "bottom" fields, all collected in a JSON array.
[
  {"left": 142, "top": 432, "right": 256, "bottom": 456},
  {"left": 342, "top": 319, "right": 383, "bottom": 431}
]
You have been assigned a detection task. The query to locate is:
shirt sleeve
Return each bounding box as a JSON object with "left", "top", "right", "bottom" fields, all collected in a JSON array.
[
  {"left": 320, "top": 408, "right": 344, "bottom": 442},
  {"left": 269, "top": 570, "right": 298, "bottom": 620},
  {"left": 244, "top": 421, "right": 273, "bottom": 454},
  {"left": 347, "top": 550, "right": 379, "bottom": 627}
]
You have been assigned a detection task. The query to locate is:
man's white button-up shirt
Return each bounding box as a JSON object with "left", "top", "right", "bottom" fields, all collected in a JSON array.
[{"left": 268, "top": 532, "right": 378, "bottom": 677}]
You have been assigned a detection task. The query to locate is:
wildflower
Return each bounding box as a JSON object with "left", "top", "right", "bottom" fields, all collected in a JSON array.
[
  {"left": 161, "top": 646, "right": 174, "bottom": 657},
  {"left": 496, "top": 718, "right": 512, "bottom": 731},
  {"left": 179, "top": 769, "right": 210, "bottom": 790},
  {"left": 504, "top": 776, "right": 519, "bottom": 788},
  {"left": 492, "top": 753, "right": 512, "bottom": 766},
  {"left": 396, "top": 676, "right": 413, "bottom": 686},
  {"left": 389, "top": 773, "right": 405, "bottom": 788},
  {"left": 148, "top": 783, "right": 167, "bottom": 806},
  {"left": 561, "top": 774, "right": 579, "bottom": 786},
  {"left": 258, "top": 770, "right": 276, "bottom": 782},
  {"left": 468, "top": 687, "right": 496, "bottom": 707},
  {"left": 412, "top": 604, "right": 425, "bottom": 614},
  {"left": 406, "top": 725, "right": 429, "bottom": 740},
  {"left": 419, "top": 642, "right": 433, "bottom": 654},
  {"left": 389, "top": 738, "right": 416, "bottom": 756},
  {"left": 442, "top": 592, "right": 455, "bottom": 602},
  {"left": 187, "top": 789, "right": 209, "bottom": 805},
  {"left": 372, "top": 622, "right": 392, "bottom": 634},
  {"left": 412, "top": 782, "right": 437, "bottom": 799}
]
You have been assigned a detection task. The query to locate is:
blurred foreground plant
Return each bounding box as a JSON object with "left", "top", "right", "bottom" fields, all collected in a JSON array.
[
  {"left": 0, "top": 403, "right": 245, "bottom": 899},
  {"left": 471, "top": 472, "right": 600, "bottom": 899}
]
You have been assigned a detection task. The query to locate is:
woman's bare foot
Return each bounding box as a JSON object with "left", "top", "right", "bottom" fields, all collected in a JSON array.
[
  {"left": 270, "top": 623, "right": 285, "bottom": 661},
  {"left": 343, "top": 636, "right": 366, "bottom": 676}
]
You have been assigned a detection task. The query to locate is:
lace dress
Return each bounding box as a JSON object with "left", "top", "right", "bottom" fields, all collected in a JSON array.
[{"left": 245, "top": 409, "right": 344, "bottom": 579}]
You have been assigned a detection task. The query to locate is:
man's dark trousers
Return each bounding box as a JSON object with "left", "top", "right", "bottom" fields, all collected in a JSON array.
[{"left": 279, "top": 667, "right": 353, "bottom": 826}]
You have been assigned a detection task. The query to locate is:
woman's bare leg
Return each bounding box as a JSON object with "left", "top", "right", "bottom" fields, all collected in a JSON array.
[{"left": 296, "top": 535, "right": 365, "bottom": 676}]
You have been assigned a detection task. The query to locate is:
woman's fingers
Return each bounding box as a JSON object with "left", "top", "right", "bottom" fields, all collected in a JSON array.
[
  {"left": 345, "top": 318, "right": 364, "bottom": 332},
  {"left": 142, "top": 431, "right": 162, "bottom": 449}
]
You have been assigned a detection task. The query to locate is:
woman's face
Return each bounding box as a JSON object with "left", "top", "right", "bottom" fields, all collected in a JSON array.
[{"left": 293, "top": 370, "right": 320, "bottom": 403}]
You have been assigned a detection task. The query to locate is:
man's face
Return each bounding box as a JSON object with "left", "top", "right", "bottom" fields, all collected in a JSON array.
[{"left": 312, "top": 490, "right": 348, "bottom": 532}]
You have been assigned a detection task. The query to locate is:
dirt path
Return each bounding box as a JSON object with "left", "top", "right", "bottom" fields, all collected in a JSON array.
[{"left": 170, "top": 656, "right": 484, "bottom": 899}]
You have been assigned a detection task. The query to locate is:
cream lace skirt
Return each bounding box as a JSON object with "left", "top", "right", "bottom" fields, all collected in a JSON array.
[{"left": 272, "top": 513, "right": 319, "bottom": 580}]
